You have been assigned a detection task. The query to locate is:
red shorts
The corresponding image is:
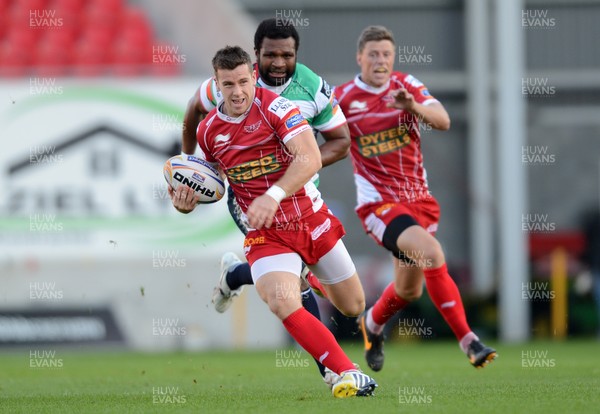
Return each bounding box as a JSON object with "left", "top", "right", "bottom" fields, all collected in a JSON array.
[
  {"left": 243, "top": 206, "right": 346, "bottom": 267},
  {"left": 355, "top": 197, "right": 440, "bottom": 247}
]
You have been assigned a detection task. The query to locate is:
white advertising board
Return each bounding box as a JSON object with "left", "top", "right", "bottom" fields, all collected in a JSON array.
[
  {"left": 0, "top": 79, "right": 286, "bottom": 351},
  {"left": 0, "top": 78, "right": 244, "bottom": 259}
]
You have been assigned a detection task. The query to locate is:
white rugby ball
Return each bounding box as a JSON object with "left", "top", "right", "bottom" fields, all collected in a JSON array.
[{"left": 163, "top": 155, "right": 225, "bottom": 204}]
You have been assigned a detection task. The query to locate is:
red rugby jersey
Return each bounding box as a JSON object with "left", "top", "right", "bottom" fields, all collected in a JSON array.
[
  {"left": 197, "top": 87, "right": 324, "bottom": 225},
  {"left": 335, "top": 72, "right": 439, "bottom": 206}
]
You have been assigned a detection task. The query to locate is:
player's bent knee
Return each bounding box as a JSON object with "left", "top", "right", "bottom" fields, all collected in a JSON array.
[
  {"left": 337, "top": 297, "right": 365, "bottom": 317},
  {"left": 423, "top": 238, "right": 445, "bottom": 267},
  {"left": 265, "top": 295, "right": 302, "bottom": 320}
]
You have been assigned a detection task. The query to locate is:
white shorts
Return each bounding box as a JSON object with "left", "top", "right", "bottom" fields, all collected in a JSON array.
[{"left": 250, "top": 240, "right": 356, "bottom": 285}]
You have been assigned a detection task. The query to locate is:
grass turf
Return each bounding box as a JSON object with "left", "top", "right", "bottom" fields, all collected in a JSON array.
[{"left": 0, "top": 340, "right": 598, "bottom": 413}]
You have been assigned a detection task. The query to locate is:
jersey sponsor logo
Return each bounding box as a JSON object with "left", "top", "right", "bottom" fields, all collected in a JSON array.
[
  {"left": 243, "top": 235, "right": 265, "bottom": 254},
  {"left": 420, "top": 88, "right": 431, "bottom": 97},
  {"left": 244, "top": 120, "right": 262, "bottom": 133},
  {"left": 320, "top": 80, "right": 332, "bottom": 98},
  {"left": 244, "top": 235, "right": 265, "bottom": 247},
  {"left": 215, "top": 133, "right": 231, "bottom": 143},
  {"left": 357, "top": 126, "right": 411, "bottom": 158},
  {"left": 226, "top": 153, "right": 282, "bottom": 183},
  {"left": 311, "top": 218, "right": 331, "bottom": 241},
  {"left": 269, "top": 97, "right": 295, "bottom": 118},
  {"left": 285, "top": 113, "right": 305, "bottom": 129}
]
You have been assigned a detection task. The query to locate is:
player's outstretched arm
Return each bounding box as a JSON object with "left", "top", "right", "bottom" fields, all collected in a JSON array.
[
  {"left": 318, "top": 123, "right": 351, "bottom": 167},
  {"left": 182, "top": 89, "right": 207, "bottom": 155}
]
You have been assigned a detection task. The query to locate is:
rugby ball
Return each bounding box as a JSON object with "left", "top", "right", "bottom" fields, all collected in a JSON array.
[{"left": 163, "top": 154, "right": 225, "bottom": 204}]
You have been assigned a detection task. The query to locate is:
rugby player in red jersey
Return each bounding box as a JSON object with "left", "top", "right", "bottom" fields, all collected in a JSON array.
[
  {"left": 169, "top": 46, "right": 377, "bottom": 398},
  {"left": 181, "top": 19, "right": 350, "bottom": 386},
  {"left": 334, "top": 26, "right": 497, "bottom": 371}
]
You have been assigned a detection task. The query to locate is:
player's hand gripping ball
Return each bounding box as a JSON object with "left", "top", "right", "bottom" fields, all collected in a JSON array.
[{"left": 163, "top": 155, "right": 225, "bottom": 204}]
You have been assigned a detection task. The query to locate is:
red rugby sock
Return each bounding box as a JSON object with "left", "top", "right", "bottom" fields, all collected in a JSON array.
[
  {"left": 423, "top": 263, "right": 471, "bottom": 340},
  {"left": 283, "top": 308, "right": 355, "bottom": 375},
  {"left": 371, "top": 282, "right": 410, "bottom": 325}
]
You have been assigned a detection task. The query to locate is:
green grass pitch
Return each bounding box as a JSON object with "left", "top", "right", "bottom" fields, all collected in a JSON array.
[{"left": 0, "top": 340, "right": 598, "bottom": 413}]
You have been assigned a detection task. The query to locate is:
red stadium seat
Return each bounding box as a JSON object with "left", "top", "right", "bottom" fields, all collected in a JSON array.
[
  {"left": 1, "top": 0, "right": 175, "bottom": 78},
  {"left": 0, "top": 0, "right": 10, "bottom": 39},
  {"left": 51, "top": 0, "right": 85, "bottom": 13},
  {"left": 119, "top": 6, "right": 152, "bottom": 43},
  {"left": 89, "top": 0, "right": 123, "bottom": 13},
  {"left": 72, "top": 36, "right": 109, "bottom": 77},
  {"left": 34, "top": 34, "right": 74, "bottom": 77},
  {"left": 18, "top": 0, "right": 48, "bottom": 11},
  {"left": 5, "top": 28, "right": 39, "bottom": 50},
  {"left": 0, "top": 41, "right": 32, "bottom": 77},
  {"left": 109, "top": 30, "right": 152, "bottom": 76},
  {"left": 7, "top": 5, "right": 35, "bottom": 35},
  {"left": 83, "top": 3, "right": 120, "bottom": 39}
]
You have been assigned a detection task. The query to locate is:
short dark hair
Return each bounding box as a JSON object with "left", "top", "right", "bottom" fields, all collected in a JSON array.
[
  {"left": 212, "top": 46, "right": 253, "bottom": 73},
  {"left": 357, "top": 25, "right": 395, "bottom": 52},
  {"left": 254, "top": 18, "right": 300, "bottom": 52}
]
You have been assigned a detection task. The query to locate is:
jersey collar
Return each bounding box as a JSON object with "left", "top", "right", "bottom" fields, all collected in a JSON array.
[
  {"left": 354, "top": 74, "right": 390, "bottom": 94},
  {"left": 257, "top": 75, "right": 293, "bottom": 95},
  {"left": 216, "top": 101, "right": 252, "bottom": 124}
]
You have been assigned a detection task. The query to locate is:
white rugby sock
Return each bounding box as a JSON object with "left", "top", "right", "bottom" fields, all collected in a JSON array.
[{"left": 366, "top": 308, "right": 385, "bottom": 335}]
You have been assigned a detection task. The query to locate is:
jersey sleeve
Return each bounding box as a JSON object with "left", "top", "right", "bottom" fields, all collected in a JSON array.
[
  {"left": 197, "top": 77, "right": 222, "bottom": 113},
  {"left": 267, "top": 96, "right": 312, "bottom": 144},
  {"left": 402, "top": 74, "right": 439, "bottom": 106},
  {"left": 311, "top": 77, "right": 347, "bottom": 132},
  {"left": 195, "top": 118, "right": 218, "bottom": 164}
]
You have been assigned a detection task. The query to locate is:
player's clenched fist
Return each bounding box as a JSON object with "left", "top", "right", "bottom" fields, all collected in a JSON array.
[
  {"left": 387, "top": 88, "right": 416, "bottom": 111},
  {"left": 247, "top": 194, "right": 278, "bottom": 229}
]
